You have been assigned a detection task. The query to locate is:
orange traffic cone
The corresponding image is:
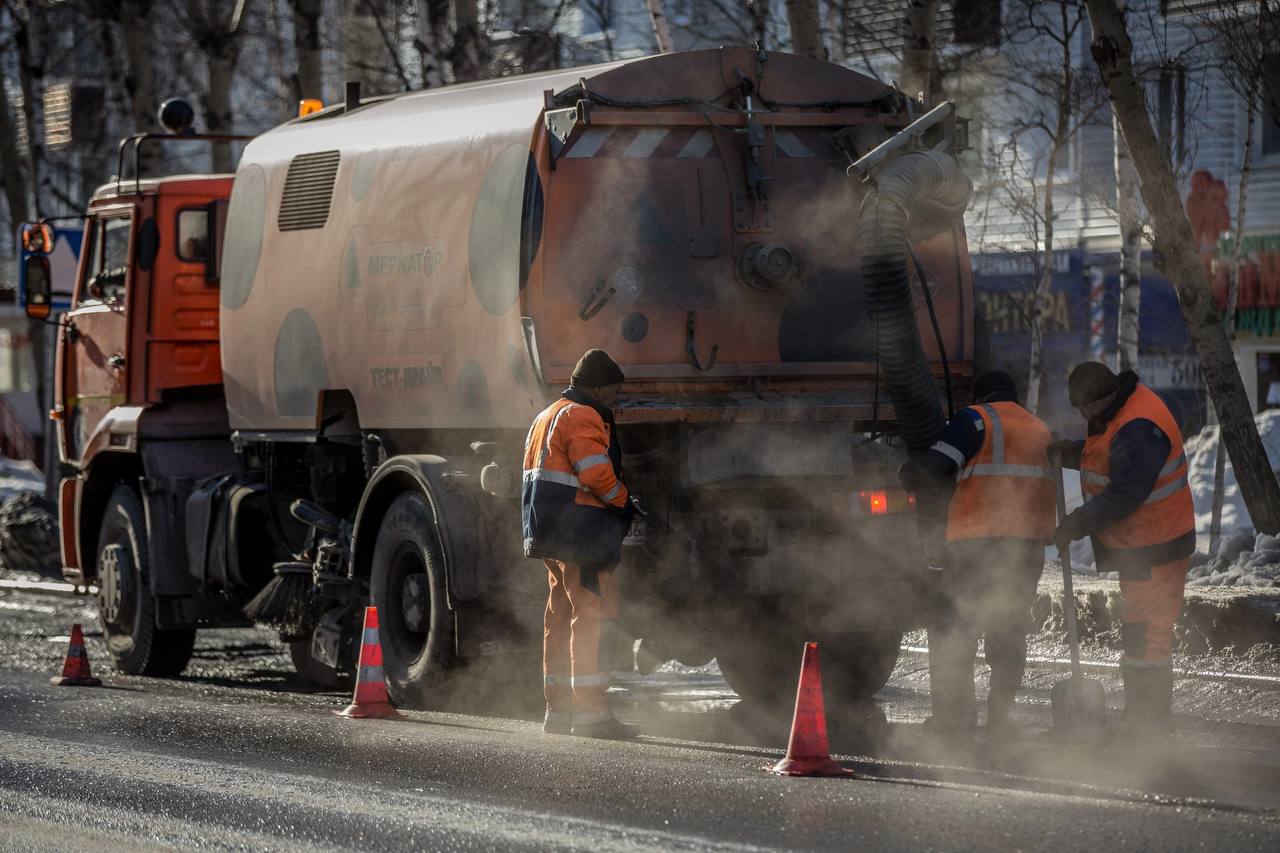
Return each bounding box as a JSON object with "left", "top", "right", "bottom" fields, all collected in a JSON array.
[
  {"left": 51, "top": 623, "right": 102, "bottom": 687},
  {"left": 767, "top": 642, "right": 852, "bottom": 777},
  {"left": 335, "top": 606, "right": 403, "bottom": 720}
]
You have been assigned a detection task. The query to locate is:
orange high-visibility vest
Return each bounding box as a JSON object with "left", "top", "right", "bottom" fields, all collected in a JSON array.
[
  {"left": 1080, "top": 383, "right": 1193, "bottom": 555},
  {"left": 522, "top": 394, "right": 629, "bottom": 569},
  {"left": 946, "top": 402, "right": 1056, "bottom": 542}
]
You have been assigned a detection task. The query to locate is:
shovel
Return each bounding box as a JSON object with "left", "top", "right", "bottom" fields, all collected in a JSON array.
[{"left": 1049, "top": 459, "right": 1106, "bottom": 737}]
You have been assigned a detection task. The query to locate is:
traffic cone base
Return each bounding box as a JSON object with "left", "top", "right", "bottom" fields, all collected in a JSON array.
[
  {"left": 51, "top": 623, "right": 101, "bottom": 688},
  {"left": 335, "top": 606, "right": 403, "bottom": 720},
  {"left": 766, "top": 641, "right": 854, "bottom": 779}
]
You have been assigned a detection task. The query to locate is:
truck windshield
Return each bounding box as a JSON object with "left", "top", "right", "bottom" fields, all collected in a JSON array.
[{"left": 81, "top": 215, "right": 132, "bottom": 305}]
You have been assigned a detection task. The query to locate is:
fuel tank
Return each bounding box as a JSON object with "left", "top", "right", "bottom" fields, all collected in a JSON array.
[{"left": 218, "top": 47, "right": 972, "bottom": 432}]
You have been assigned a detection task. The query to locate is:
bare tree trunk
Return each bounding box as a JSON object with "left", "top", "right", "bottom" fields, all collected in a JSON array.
[
  {"left": 785, "top": 0, "right": 824, "bottom": 59},
  {"left": 644, "top": 0, "right": 673, "bottom": 53},
  {"left": 121, "top": 0, "right": 158, "bottom": 132},
  {"left": 900, "top": 0, "right": 939, "bottom": 103},
  {"left": 0, "top": 80, "right": 28, "bottom": 227},
  {"left": 1209, "top": 75, "right": 1260, "bottom": 553},
  {"left": 1086, "top": 0, "right": 1280, "bottom": 534},
  {"left": 1114, "top": 115, "right": 1142, "bottom": 372},
  {"left": 14, "top": 2, "right": 44, "bottom": 217},
  {"left": 187, "top": 1, "right": 242, "bottom": 173},
  {"left": 414, "top": 0, "right": 449, "bottom": 87},
  {"left": 451, "top": 0, "right": 487, "bottom": 82},
  {"left": 288, "top": 0, "right": 325, "bottom": 101},
  {"left": 750, "top": 0, "right": 770, "bottom": 47},
  {"left": 1025, "top": 147, "right": 1061, "bottom": 415}
]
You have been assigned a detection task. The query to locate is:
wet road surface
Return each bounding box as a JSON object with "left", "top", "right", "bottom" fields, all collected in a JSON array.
[{"left": 2, "top": 581, "right": 1279, "bottom": 851}]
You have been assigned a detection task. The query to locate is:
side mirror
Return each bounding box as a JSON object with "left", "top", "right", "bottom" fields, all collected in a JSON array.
[
  {"left": 23, "top": 255, "right": 52, "bottom": 319},
  {"left": 205, "top": 198, "right": 228, "bottom": 284}
]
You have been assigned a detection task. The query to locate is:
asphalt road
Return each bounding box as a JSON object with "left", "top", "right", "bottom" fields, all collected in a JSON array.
[{"left": 2, "top": 582, "right": 1279, "bottom": 852}]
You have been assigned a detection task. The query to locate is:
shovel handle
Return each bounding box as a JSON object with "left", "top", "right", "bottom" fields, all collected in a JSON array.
[{"left": 1050, "top": 449, "right": 1085, "bottom": 682}]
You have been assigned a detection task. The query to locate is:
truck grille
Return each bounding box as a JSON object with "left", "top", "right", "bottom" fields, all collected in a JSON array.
[{"left": 277, "top": 150, "right": 340, "bottom": 231}]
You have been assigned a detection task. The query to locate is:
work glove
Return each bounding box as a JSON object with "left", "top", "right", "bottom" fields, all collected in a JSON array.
[
  {"left": 1047, "top": 439, "right": 1082, "bottom": 469},
  {"left": 1052, "top": 512, "right": 1086, "bottom": 557}
]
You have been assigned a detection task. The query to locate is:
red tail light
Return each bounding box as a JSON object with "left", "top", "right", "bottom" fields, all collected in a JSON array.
[{"left": 855, "top": 487, "right": 916, "bottom": 516}]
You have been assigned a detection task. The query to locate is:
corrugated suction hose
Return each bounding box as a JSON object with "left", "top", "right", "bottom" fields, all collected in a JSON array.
[{"left": 858, "top": 149, "right": 972, "bottom": 453}]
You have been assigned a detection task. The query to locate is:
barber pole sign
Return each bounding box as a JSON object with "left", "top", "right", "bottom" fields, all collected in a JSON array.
[{"left": 1087, "top": 266, "right": 1105, "bottom": 361}]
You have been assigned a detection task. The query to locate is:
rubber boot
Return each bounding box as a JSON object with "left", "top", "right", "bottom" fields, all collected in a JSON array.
[
  {"left": 543, "top": 709, "right": 573, "bottom": 735},
  {"left": 573, "top": 715, "right": 641, "bottom": 740},
  {"left": 1119, "top": 663, "right": 1174, "bottom": 742},
  {"left": 985, "top": 669, "right": 1021, "bottom": 734},
  {"left": 924, "top": 629, "right": 977, "bottom": 733}
]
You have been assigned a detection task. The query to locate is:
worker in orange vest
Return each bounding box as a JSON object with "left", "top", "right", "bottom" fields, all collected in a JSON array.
[
  {"left": 1053, "top": 362, "right": 1194, "bottom": 737},
  {"left": 522, "top": 349, "right": 640, "bottom": 740},
  {"left": 902, "top": 370, "right": 1056, "bottom": 732}
]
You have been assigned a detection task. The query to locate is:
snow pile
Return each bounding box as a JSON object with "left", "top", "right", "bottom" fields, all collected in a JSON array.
[
  {"left": 0, "top": 457, "right": 43, "bottom": 501},
  {"left": 0, "top": 458, "right": 60, "bottom": 579},
  {"left": 1188, "top": 530, "right": 1280, "bottom": 587},
  {"left": 1185, "top": 410, "right": 1280, "bottom": 551}
]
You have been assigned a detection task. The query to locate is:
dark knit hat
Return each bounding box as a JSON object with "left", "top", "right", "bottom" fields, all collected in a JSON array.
[
  {"left": 571, "top": 349, "right": 625, "bottom": 388},
  {"left": 1068, "top": 361, "right": 1120, "bottom": 407},
  {"left": 974, "top": 370, "right": 1019, "bottom": 404}
]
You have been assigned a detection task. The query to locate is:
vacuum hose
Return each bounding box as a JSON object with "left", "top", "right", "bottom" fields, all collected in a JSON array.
[{"left": 857, "top": 149, "right": 972, "bottom": 453}]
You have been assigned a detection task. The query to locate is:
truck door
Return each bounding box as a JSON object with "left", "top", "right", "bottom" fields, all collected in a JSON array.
[{"left": 59, "top": 208, "right": 134, "bottom": 463}]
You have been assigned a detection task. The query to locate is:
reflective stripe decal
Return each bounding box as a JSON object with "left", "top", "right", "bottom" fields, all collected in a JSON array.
[
  {"left": 966, "top": 463, "right": 1053, "bottom": 479},
  {"left": 573, "top": 453, "right": 611, "bottom": 474},
  {"left": 622, "top": 128, "right": 669, "bottom": 158},
  {"left": 564, "top": 127, "right": 611, "bottom": 158},
  {"left": 571, "top": 674, "right": 609, "bottom": 688},
  {"left": 677, "top": 129, "right": 714, "bottom": 158},
  {"left": 358, "top": 665, "right": 384, "bottom": 683},
  {"left": 774, "top": 130, "right": 814, "bottom": 158},
  {"left": 930, "top": 440, "right": 966, "bottom": 468},
  {"left": 523, "top": 468, "right": 580, "bottom": 489},
  {"left": 363, "top": 628, "right": 380, "bottom": 646},
  {"left": 543, "top": 674, "right": 570, "bottom": 686},
  {"left": 601, "top": 483, "right": 623, "bottom": 502},
  {"left": 981, "top": 404, "right": 1005, "bottom": 464},
  {"left": 1144, "top": 475, "right": 1189, "bottom": 505},
  {"left": 1081, "top": 470, "right": 1109, "bottom": 486},
  {"left": 1159, "top": 451, "right": 1187, "bottom": 477}
]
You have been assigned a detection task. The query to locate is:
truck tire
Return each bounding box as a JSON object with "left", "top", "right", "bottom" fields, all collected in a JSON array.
[
  {"left": 369, "top": 491, "right": 455, "bottom": 708},
  {"left": 716, "top": 627, "right": 902, "bottom": 714},
  {"left": 96, "top": 485, "right": 196, "bottom": 676}
]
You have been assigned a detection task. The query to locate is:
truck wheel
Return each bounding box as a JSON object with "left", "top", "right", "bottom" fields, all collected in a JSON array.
[
  {"left": 369, "top": 492, "right": 454, "bottom": 708},
  {"left": 716, "top": 627, "right": 902, "bottom": 713},
  {"left": 96, "top": 485, "right": 196, "bottom": 676}
]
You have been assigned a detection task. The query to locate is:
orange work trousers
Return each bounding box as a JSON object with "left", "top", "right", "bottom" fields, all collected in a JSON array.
[
  {"left": 543, "top": 560, "right": 618, "bottom": 727},
  {"left": 1119, "top": 556, "right": 1188, "bottom": 666}
]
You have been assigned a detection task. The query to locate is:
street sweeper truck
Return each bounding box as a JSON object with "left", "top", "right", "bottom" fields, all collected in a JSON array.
[{"left": 36, "top": 47, "right": 975, "bottom": 709}]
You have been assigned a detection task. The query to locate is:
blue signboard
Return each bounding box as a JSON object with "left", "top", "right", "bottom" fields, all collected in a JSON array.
[{"left": 972, "top": 248, "right": 1204, "bottom": 438}]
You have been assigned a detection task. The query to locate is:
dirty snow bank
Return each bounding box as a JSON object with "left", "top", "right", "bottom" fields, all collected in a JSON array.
[
  {"left": 1185, "top": 410, "right": 1280, "bottom": 550},
  {"left": 1184, "top": 411, "right": 1280, "bottom": 586},
  {"left": 0, "top": 458, "right": 60, "bottom": 579},
  {"left": 0, "top": 458, "right": 43, "bottom": 501}
]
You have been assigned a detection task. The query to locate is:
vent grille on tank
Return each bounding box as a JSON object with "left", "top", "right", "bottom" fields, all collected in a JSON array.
[{"left": 277, "top": 150, "right": 341, "bottom": 231}]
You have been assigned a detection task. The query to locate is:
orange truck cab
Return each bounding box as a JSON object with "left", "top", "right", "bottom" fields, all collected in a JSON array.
[{"left": 55, "top": 52, "right": 977, "bottom": 707}]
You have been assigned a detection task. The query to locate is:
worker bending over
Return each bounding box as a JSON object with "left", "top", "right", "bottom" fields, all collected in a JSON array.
[
  {"left": 1053, "top": 363, "right": 1192, "bottom": 738},
  {"left": 522, "top": 349, "right": 639, "bottom": 740},
  {"left": 903, "top": 370, "right": 1055, "bottom": 732}
]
